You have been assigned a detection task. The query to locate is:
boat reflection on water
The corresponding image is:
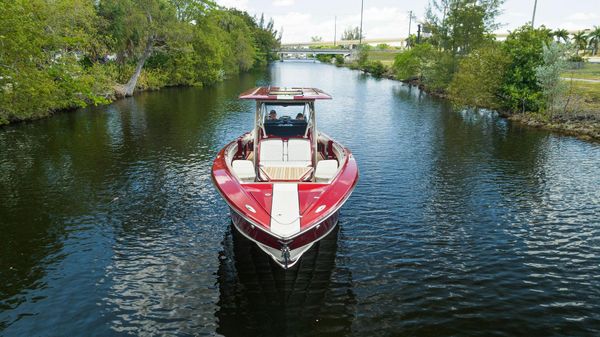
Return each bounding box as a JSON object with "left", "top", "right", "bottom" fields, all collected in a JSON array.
[{"left": 216, "top": 224, "right": 356, "bottom": 337}]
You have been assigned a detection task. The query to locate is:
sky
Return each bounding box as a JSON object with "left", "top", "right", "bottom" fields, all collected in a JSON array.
[{"left": 215, "top": 0, "right": 599, "bottom": 43}]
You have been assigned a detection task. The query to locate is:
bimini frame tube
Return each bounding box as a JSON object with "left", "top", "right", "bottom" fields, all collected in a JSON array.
[
  {"left": 254, "top": 101, "right": 261, "bottom": 171},
  {"left": 309, "top": 101, "right": 318, "bottom": 171}
]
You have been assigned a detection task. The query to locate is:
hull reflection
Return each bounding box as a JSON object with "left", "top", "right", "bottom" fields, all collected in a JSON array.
[{"left": 216, "top": 224, "right": 355, "bottom": 337}]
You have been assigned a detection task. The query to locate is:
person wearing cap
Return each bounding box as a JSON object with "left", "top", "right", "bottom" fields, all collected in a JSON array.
[{"left": 268, "top": 110, "right": 277, "bottom": 120}]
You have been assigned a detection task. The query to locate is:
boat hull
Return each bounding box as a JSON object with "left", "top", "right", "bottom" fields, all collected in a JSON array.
[{"left": 231, "top": 208, "right": 340, "bottom": 268}]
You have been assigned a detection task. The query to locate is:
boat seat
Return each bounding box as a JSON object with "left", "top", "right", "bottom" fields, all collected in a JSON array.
[
  {"left": 259, "top": 138, "right": 312, "bottom": 168},
  {"left": 259, "top": 139, "right": 284, "bottom": 164},
  {"left": 287, "top": 138, "right": 312, "bottom": 167},
  {"left": 314, "top": 160, "right": 338, "bottom": 182},
  {"left": 232, "top": 160, "right": 256, "bottom": 182}
]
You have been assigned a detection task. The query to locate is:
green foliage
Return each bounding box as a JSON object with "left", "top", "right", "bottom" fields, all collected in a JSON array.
[
  {"left": 0, "top": 0, "right": 279, "bottom": 124},
  {"left": 341, "top": 27, "right": 363, "bottom": 41},
  {"left": 316, "top": 55, "right": 334, "bottom": 63},
  {"left": 422, "top": 51, "right": 457, "bottom": 91},
  {"left": 426, "top": 0, "right": 503, "bottom": 55},
  {"left": 0, "top": 0, "right": 111, "bottom": 124},
  {"left": 357, "top": 45, "right": 371, "bottom": 67},
  {"left": 500, "top": 25, "right": 553, "bottom": 112},
  {"left": 363, "top": 61, "right": 387, "bottom": 77},
  {"left": 552, "top": 29, "right": 569, "bottom": 43},
  {"left": 392, "top": 44, "right": 435, "bottom": 80},
  {"left": 449, "top": 43, "right": 510, "bottom": 109},
  {"left": 572, "top": 31, "right": 589, "bottom": 55},
  {"left": 589, "top": 26, "right": 600, "bottom": 56},
  {"left": 535, "top": 42, "right": 571, "bottom": 115}
]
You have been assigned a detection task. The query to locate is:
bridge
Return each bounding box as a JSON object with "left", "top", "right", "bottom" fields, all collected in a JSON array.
[
  {"left": 281, "top": 37, "right": 407, "bottom": 48},
  {"left": 276, "top": 48, "right": 354, "bottom": 61},
  {"left": 275, "top": 48, "right": 353, "bottom": 61}
]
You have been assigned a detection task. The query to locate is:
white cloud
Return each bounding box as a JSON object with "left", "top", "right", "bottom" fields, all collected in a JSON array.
[
  {"left": 565, "top": 12, "right": 599, "bottom": 21},
  {"left": 506, "top": 11, "right": 527, "bottom": 18},
  {"left": 275, "top": 6, "right": 412, "bottom": 43},
  {"left": 273, "top": 0, "right": 295, "bottom": 6},
  {"left": 216, "top": 0, "right": 249, "bottom": 10}
]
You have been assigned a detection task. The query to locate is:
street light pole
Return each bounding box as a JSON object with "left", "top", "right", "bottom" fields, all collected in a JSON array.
[
  {"left": 531, "top": 0, "right": 538, "bottom": 27},
  {"left": 359, "top": 0, "right": 364, "bottom": 45}
]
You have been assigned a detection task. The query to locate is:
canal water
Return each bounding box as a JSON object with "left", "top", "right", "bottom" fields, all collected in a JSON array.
[{"left": 1, "top": 62, "right": 600, "bottom": 336}]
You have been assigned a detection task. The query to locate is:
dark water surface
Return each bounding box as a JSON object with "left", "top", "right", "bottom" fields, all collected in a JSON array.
[{"left": 1, "top": 62, "right": 600, "bottom": 336}]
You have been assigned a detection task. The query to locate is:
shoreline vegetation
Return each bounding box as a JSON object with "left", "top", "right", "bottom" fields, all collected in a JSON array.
[
  {"left": 0, "top": 0, "right": 280, "bottom": 126},
  {"left": 315, "top": 0, "right": 600, "bottom": 142}
]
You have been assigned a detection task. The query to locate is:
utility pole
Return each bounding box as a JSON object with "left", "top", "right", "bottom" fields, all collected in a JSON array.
[
  {"left": 359, "top": 0, "right": 364, "bottom": 45},
  {"left": 531, "top": 0, "right": 538, "bottom": 27},
  {"left": 407, "top": 10, "right": 413, "bottom": 48},
  {"left": 334, "top": 16, "right": 337, "bottom": 46},
  {"left": 407, "top": 10, "right": 416, "bottom": 48}
]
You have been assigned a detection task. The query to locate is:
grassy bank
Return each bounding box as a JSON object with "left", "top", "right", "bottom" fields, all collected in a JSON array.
[
  {"left": 334, "top": 51, "right": 600, "bottom": 142},
  {"left": 562, "top": 63, "right": 600, "bottom": 81}
]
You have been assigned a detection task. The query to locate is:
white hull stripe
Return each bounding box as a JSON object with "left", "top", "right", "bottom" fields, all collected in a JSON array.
[{"left": 270, "top": 183, "right": 301, "bottom": 237}]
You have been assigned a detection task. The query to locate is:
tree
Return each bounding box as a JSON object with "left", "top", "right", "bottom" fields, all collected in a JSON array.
[
  {"left": 552, "top": 29, "right": 569, "bottom": 43},
  {"left": 535, "top": 42, "right": 571, "bottom": 116},
  {"left": 311, "top": 36, "right": 323, "bottom": 42},
  {"left": 341, "top": 27, "right": 363, "bottom": 40},
  {"left": 98, "top": 0, "right": 179, "bottom": 97},
  {"left": 425, "top": 0, "right": 504, "bottom": 55},
  {"left": 171, "top": 0, "right": 214, "bottom": 22},
  {"left": 356, "top": 45, "right": 370, "bottom": 67},
  {"left": 500, "top": 25, "right": 553, "bottom": 113},
  {"left": 572, "top": 31, "right": 589, "bottom": 55},
  {"left": 589, "top": 26, "right": 600, "bottom": 56},
  {"left": 392, "top": 43, "right": 435, "bottom": 80},
  {"left": 449, "top": 42, "right": 510, "bottom": 109},
  {"left": 0, "top": 0, "right": 110, "bottom": 124}
]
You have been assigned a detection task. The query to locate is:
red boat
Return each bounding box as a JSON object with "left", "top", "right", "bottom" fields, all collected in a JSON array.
[{"left": 212, "top": 87, "right": 358, "bottom": 268}]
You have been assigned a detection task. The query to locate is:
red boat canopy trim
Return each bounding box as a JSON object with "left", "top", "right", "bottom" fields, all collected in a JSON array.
[{"left": 238, "top": 86, "right": 332, "bottom": 101}]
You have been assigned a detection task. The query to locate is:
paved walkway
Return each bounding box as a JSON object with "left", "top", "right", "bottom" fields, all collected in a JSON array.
[{"left": 561, "top": 77, "right": 600, "bottom": 83}]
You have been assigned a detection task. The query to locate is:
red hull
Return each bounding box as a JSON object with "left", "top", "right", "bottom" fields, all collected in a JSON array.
[
  {"left": 231, "top": 209, "right": 339, "bottom": 250},
  {"left": 211, "top": 87, "right": 357, "bottom": 268},
  {"left": 211, "top": 133, "right": 357, "bottom": 268}
]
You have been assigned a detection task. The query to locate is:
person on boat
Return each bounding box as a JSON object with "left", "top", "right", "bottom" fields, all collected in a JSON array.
[
  {"left": 295, "top": 113, "right": 305, "bottom": 120},
  {"left": 268, "top": 110, "right": 277, "bottom": 120}
]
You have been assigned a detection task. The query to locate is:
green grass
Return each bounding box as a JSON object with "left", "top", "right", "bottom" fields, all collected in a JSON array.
[
  {"left": 568, "top": 81, "right": 600, "bottom": 115},
  {"left": 562, "top": 63, "right": 600, "bottom": 80},
  {"left": 367, "top": 50, "right": 400, "bottom": 66}
]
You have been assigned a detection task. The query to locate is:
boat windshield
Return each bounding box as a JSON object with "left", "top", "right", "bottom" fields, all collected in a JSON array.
[{"left": 261, "top": 103, "right": 310, "bottom": 137}]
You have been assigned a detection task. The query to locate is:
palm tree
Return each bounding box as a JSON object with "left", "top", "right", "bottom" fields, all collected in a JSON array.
[
  {"left": 553, "top": 28, "right": 569, "bottom": 43},
  {"left": 572, "top": 31, "right": 589, "bottom": 55},
  {"left": 589, "top": 26, "right": 600, "bottom": 56}
]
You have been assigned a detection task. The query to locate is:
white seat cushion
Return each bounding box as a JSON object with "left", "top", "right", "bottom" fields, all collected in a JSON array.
[
  {"left": 314, "top": 160, "right": 338, "bottom": 182},
  {"left": 259, "top": 139, "right": 284, "bottom": 164},
  {"left": 232, "top": 160, "right": 256, "bottom": 182},
  {"left": 287, "top": 138, "right": 312, "bottom": 166}
]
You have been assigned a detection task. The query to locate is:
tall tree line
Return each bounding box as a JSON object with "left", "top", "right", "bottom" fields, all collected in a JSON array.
[{"left": 0, "top": 0, "right": 280, "bottom": 125}]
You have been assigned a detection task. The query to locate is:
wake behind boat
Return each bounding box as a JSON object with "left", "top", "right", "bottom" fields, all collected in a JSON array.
[{"left": 212, "top": 87, "right": 358, "bottom": 268}]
